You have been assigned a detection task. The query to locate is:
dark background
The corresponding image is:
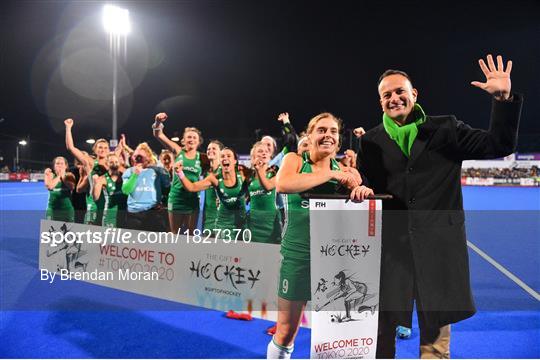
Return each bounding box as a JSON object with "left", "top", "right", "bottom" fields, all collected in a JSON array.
[{"left": 1, "top": 0, "right": 539, "bottom": 170}]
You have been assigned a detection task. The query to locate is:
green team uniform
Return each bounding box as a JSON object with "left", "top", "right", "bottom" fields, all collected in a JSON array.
[
  {"left": 203, "top": 167, "right": 220, "bottom": 232},
  {"left": 101, "top": 173, "right": 127, "bottom": 227},
  {"left": 214, "top": 170, "right": 247, "bottom": 235},
  {"left": 85, "top": 160, "right": 105, "bottom": 224},
  {"left": 247, "top": 171, "right": 281, "bottom": 244},
  {"left": 46, "top": 175, "right": 75, "bottom": 222},
  {"left": 168, "top": 150, "right": 202, "bottom": 213},
  {"left": 278, "top": 153, "right": 342, "bottom": 301}
]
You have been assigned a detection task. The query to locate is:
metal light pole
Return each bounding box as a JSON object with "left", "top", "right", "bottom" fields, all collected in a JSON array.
[
  {"left": 103, "top": 4, "right": 130, "bottom": 145},
  {"left": 111, "top": 36, "right": 119, "bottom": 144},
  {"left": 15, "top": 140, "right": 27, "bottom": 171}
]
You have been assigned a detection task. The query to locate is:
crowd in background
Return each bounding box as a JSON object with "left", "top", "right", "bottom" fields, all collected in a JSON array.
[{"left": 462, "top": 166, "right": 539, "bottom": 179}]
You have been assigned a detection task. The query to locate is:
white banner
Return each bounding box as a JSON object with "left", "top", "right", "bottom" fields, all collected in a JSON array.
[
  {"left": 310, "top": 199, "right": 382, "bottom": 359},
  {"left": 520, "top": 178, "right": 536, "bottom": 186},
  {"left": 31, "top": 173, "right": 45, "bottom": 181},
  {"left": 462, "top": 159, "right": 540, "bottom": 169},
  {"left": 39, "top": 220, "right": 281, "bottom": 321},
  {"left": 465, "top": 177, "right": 495, "bottom": 186}
]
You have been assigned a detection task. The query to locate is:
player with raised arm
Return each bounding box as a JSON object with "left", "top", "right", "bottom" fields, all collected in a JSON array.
[
  {"left": 64, "top": 118, "right": 123, "bottom": 224},
  {"left": 152, "top": 112, "right": 208, "bottom": 234}
]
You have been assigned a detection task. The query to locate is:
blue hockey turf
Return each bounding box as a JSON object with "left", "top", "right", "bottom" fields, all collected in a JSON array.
[{"left": 1, "top": 182, "right": 539, "bottom": 358}]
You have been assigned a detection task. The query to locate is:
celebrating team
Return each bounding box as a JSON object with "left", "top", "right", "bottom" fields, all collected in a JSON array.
[
  {"left": 45, "top": 111, "right": 370, "bottom": 242},
  {"left": 43, "top": 53, "right": 522, "bottom": 359}
]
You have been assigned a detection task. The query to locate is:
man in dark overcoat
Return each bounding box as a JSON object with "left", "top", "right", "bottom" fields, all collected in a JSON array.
[{"left": 355, "top": 54, "right": 523, "bottom": 358}]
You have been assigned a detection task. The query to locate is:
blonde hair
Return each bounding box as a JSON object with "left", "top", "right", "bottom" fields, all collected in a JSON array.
[
  {"left": 306, "top": 112, "right": 343, "bottom": 151},
  {"left": 92, "top": 138, "right": 109, "bottom": 153},
  {"left": 306, "top": 112, "right": 342, "bottom": 134},
  {"left": 250, "top": 141, "right": 266, "bottom": 159},
  {"left": 183, "top": 127, "right": 203, "bottom": 147},
  {"left": 135, "top": 142, "right": 157, "bottom": 165}
]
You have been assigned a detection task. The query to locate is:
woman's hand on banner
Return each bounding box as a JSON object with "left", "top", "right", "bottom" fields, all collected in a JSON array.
[
  {"left": 350, "top": 185, "right": 374, "bottom": 202},
  {"left": 333, "top": 171, "right": 361, "bottom": 189}
]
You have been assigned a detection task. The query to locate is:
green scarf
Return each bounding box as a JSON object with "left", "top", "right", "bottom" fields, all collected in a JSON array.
[{"left": 382, "top": 103, "right": 426, "bottom": 157}]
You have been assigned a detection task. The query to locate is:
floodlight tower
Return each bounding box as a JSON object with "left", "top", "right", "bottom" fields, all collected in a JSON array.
[
  {"left": 15, "top": 140, "right": 27, "bottom": 171},
  {"left": 103, "top": 4, "right": 130, "bottom": 146}
]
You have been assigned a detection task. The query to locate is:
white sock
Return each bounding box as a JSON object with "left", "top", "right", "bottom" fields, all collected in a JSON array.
[{"left": 267, "top": 336, "right": 294, "bottom": 359}]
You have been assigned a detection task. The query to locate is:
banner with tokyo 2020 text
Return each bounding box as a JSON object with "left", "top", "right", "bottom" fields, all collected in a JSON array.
[
  {"left": 310, "top": 199, "right": 382, "bottom": 359},
  {"left": 38, "top": 220, "right": 282, "bottom": 321}
]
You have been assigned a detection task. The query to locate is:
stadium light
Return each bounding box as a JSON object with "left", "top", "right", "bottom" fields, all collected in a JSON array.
[
  {"left": 103, "top": 5, "right": 131, "bottom": 36},
  {"left": 15, "top": 140, "right": 27, "bottom": 171},
  {"left": 102, "top": 4, "right": 130, "bottom": 145},
  {"left": 171, "top": 137, "right": 180, "bottom": 142},
  {"left": 86, "top": 138, "right": 96, "bottom": 144}
]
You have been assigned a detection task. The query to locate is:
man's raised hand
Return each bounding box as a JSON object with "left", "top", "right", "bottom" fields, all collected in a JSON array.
[{"left": 471, "top": 54, "right": 512, "bottom": 101}]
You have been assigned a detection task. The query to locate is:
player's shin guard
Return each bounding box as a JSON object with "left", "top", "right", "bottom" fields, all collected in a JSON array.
[{"left": 267, "top": 336, "right": 294, "bottom": 359}]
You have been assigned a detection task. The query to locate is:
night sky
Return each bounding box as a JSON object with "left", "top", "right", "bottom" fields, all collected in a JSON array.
[{"left": 2, "top": 0, "right": 539, "bottom": 168}]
